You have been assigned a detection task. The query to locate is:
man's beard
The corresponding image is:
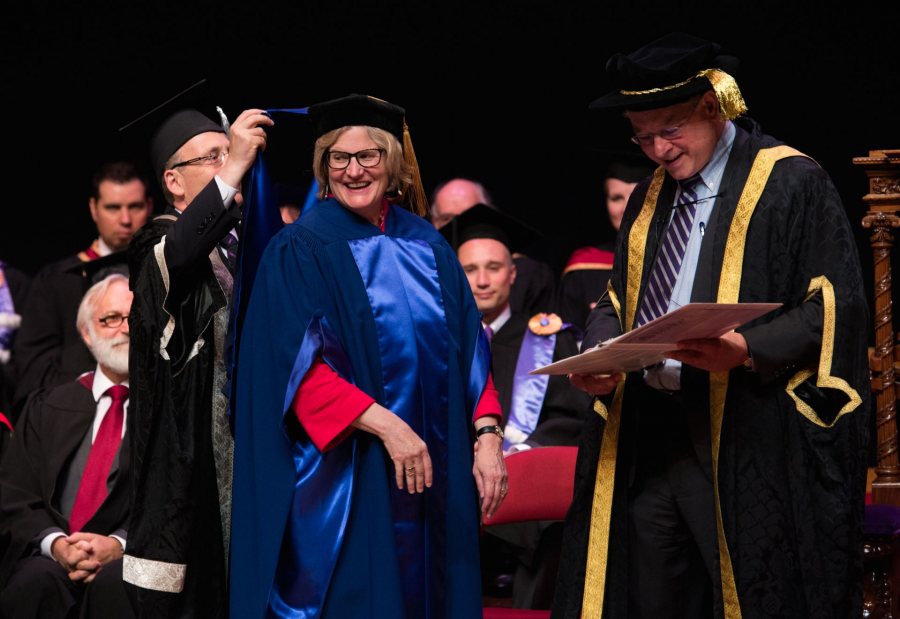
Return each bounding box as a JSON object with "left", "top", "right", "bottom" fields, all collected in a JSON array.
[{"left": 89, "top": 329, "right": 129, "bottom": 376}]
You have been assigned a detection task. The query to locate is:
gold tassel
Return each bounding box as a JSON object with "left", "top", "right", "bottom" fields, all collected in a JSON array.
[
  {"left": 402, "top": 121, "right": 428, "bottom": 217},
  {"left": 699, "top": 69, "right": 748, "bottom": 121}
]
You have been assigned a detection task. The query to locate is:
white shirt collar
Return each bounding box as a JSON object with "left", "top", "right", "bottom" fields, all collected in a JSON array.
[
  {"left": 91, "top": 365, "right": 129, "bottom": 401},
  {"left": 487, "top": 304, "right": 512, "bottom": 334},
  {"left": 96, "top": 238, "right": 113, "bottom": 257}
]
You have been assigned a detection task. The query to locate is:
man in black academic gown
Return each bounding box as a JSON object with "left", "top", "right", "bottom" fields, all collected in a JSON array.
[
  {"left": 554, "top": 33, "right": 869, "bottom": 619},
  {"left": 122, "top": 87, "right": 272, "bottom": 618},
  {"left": 0, "top": 274, "right": 135, "bottom": 619},
  {"left": 449, "top": 204, "right": 592, "bottom": 609},
  {"left": 431, "top": 178, "right": 557, "bottom": 316},
  {"left": 11, "top": 162, "right": 152, "bottom": 420},
  {"left": 450, "top": 205, "right": 592, "bottom": 451}
]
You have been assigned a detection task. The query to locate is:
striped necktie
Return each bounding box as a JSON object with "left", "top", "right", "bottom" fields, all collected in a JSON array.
[{"left": 637, "top": 174, "right": 702, "bottom": 326}]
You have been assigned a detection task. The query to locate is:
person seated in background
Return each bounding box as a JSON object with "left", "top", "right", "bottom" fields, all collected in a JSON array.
[
  {"left": 0, "top": 274, "right": 135, "bottom": 619},
  {"left": 11, "top": 161, "right": 152, "bottom": 419},
  {"left": 556, "top": 154, "right": 654, "bottom": 333},
  {"left": 445, "top": 203, "right": 592, "bottom": 609},
  {"left": 431, "top": 177, "right": 557, "bottom": 316}
]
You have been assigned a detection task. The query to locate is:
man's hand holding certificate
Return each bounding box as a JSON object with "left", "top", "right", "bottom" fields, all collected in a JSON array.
[{"left": 530, "top": 303, "right": 781, "bottom": 377}]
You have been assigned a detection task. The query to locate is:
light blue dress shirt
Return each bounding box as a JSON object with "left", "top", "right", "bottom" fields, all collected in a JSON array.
[{"left": 645, "top": 121, "right": 736, "bottom": 391}]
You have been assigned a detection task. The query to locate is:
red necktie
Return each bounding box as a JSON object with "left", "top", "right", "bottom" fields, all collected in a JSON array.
[{"left": 69, "top": 384, "right": 128, "bottom": 533}]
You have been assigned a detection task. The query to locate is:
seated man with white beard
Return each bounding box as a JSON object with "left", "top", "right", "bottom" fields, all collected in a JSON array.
[{"left": 0, "top": 274, "right": 135, "bottom": 619}]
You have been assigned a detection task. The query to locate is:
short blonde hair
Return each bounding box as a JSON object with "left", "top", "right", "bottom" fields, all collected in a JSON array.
[{"left": 312, "top": 126, "right": 411, "bottom": 200}]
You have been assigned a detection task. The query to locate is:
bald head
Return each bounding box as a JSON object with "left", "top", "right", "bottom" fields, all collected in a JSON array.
[{"left": 430, "top": 178, "right": 491, "bottom": 229}]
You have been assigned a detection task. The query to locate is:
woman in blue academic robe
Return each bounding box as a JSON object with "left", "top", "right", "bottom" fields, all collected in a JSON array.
[{"left": 230, "top": 94, "right": 508, "bottom": 619}]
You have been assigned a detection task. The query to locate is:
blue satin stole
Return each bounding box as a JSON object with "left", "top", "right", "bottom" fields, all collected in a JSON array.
[{"left": 505, "top": 325, "right": 569, "bottom": 449}]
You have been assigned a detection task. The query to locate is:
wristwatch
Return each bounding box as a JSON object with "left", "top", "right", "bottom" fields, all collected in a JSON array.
[{"left": 475, "top": 425, "right": 504, "bottom": 440}]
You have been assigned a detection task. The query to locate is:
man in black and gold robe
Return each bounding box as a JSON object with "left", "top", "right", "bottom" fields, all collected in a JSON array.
[{"left": 554, "top": 33, "right": 869, "bottom": 619}]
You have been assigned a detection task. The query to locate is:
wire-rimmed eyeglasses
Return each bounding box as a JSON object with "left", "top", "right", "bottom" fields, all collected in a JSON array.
[
  {"left": 171, "top": 150, "right": 229, "bottom": 169},
  {"left": 327, "top": 148, "right": 384, "bottom": 170},
  {"left": 630, "top": 99, "right": 702, "bottom": 146}
]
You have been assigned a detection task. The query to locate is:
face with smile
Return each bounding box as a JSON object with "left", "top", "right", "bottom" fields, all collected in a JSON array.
[
  {"left": 458, "top": 237, "right": 517, "bottom": 324},
  {"left": 625, "top": 91, "right": 724, "bottom": 181},
  {"left": 328, "top": 126, "right": 390, "bottom": 224}
]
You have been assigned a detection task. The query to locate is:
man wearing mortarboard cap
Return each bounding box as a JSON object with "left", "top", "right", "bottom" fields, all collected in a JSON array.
[
  {"left": 554, "top": 33, "right": 869, "bottom": 618},
  {"left": 448, "top": 204, "right": 592, "bottom": 608},
  {"left": 121, "top": 87, "right": 272, "bottom": 618},
  {"left": 431, "top": 178, "right": 558, "bottom": 317}
]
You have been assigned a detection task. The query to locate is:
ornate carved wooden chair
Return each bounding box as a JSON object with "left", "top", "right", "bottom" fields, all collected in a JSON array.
[{"left": 856, "top": 149, "right": 900, "bottom": 619}]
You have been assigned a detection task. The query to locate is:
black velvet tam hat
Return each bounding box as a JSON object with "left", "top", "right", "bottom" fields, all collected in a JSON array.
[
  {"left": 308, "top": 94, "right": 405, "bottom": 143},
  {"left": 440, "top": 203, "right": 543, "bottom": 254},
  {"left": 307, "top": 93, "right": 428, "bottom": 217},
  {"left": 589, "top": 32, "right": 747, "bottom": 119},
  {"left": 118, "top": 79, "right": 226, "bottom": 184}
]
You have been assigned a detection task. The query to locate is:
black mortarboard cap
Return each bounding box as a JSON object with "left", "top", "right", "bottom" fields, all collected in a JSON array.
[
  {"left": 306, "top": 93, "right": 429, "bottom": 217},
  {"left": 118, "top": 79, "right": 225, "bottom": 186},
  {"left": 308, "top": 94, "right": 405, "bottom": 143},
  {"left": 440, "top": 203, "right": 543, "bottom": 254},
  {"left": 596, "top": 149, "right": 657, "bottom": 183},
  {"left": 589, "top": 32, "right": 745, "bottom": 116},
  {"left": 65, "top": 251, "right": 131, "bottom": 285}
]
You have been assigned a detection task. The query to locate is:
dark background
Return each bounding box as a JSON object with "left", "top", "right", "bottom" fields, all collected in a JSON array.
[{"left": 2, "top": 1, "right": 899, "bottom": 289}]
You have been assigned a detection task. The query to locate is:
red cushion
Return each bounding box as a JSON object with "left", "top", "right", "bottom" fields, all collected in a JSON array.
[{"left": 482, "top": 446, "right": 578, "bottom": 526}]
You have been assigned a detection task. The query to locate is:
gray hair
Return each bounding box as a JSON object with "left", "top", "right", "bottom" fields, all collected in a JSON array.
[{"left": 76, "top": 273, "right": 130, "bottom": 334}]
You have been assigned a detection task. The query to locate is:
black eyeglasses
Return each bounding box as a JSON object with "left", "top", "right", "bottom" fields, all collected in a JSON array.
[
  {"left": 97, "top": 313, "right": 128, "bottom": 329},
  {"left": 327, "top": 148, "right": 384, "bottom": 170},
  {"left": 171, "top": 150, "right": 229, "bottom": 169}
]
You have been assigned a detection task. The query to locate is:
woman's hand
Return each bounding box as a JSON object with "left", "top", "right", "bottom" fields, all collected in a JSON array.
[
  {"left": 472, "top": 421, "right": 508, "bottom": 519},
  {"left": 352, "top": 403, "right": 433, "bottom": 493}
]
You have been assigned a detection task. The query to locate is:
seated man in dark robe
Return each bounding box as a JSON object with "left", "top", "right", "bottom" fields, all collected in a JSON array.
[
  {"left": 11, "top": 162, "right": 152, "bottom": 419},
  {"left": 0, "top": 274, "right": 135, "bottom": 619},
  {"left": 431, "top": 177, "right": 557, "bottom": 316},
  {"left": 447, "top": 205, "right": 592, "bottom": 609}
]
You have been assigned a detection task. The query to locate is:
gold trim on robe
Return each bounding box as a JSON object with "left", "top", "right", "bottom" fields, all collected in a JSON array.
[
  {"left": 785, "top": 276, "right": 862, "bottom": 426},
  {"left": 579, "top": 145, "right": 840, "bottom": 619}
]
